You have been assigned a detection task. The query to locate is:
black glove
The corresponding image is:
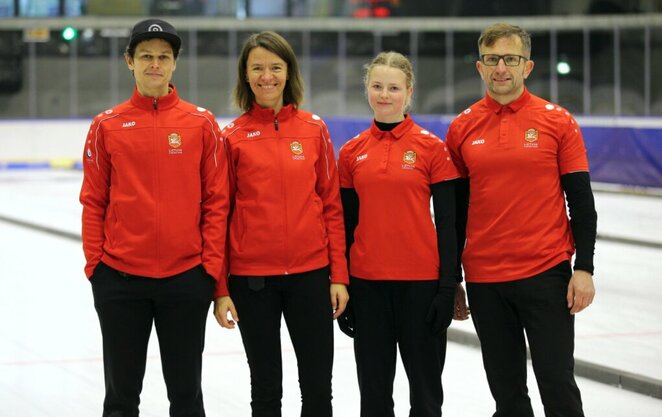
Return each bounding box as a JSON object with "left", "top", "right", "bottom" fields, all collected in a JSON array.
[
  {"left": 426, "top": 283, "right": 455, "bottom": 335},
  {"left": 337, "top": 299, "right": 355, "bottom": 338}
]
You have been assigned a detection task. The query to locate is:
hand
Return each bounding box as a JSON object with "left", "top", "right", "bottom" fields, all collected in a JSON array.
[
  {"left": 426, "top": 284, "right": 455, "bottom": 334},
  {"left": 330, "top": 283, "right": 349, "bottom": 319},
  {"left": 337, "top": 299, "right": 355, "bottom": 338},
  {"left": 454, "top": 283, "right": 470, "bottom": 320},
  {"left": 214, "top": 296, "right": 238, "bottom": 329},
  {"left": 567, "top": 270, "right": 595, "bottom": 314}
]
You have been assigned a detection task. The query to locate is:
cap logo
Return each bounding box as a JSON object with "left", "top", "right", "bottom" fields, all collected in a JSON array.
[{"left": 148, "top": 24, "right": 164, "bottom": 32}]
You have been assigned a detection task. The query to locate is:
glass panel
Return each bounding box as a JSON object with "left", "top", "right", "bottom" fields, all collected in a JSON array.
[
  {"left": 344, "top": 31, "right": 375, "bottom": 117},
  {"left": 527, "top": 31, "right": 550, "bottom": 102},
  {"left": 619, "top": 29, "right": 645, "bottom": 115},
  {"left": 33, "top": 30, "right": 74, "bottom": 117},
  {"left": 0, "top": 0, "right": 14, "bottom": 16},
  {"left": 77, "top": 34, "right": 113, "bottom": 117},
  {"left": 589, "top": 30, "right": 615, "bottom": 115},
  {"left": 0, "top": 30, "right": 25, "bottom": 117},
  {"left": 309, "top": 31, "right": 340, "bottom": 116},
  {"left": 249, "top": 0, "right": 286, "bottom": 17},
  {"left": 64, "top": 0, "right": 83, "bottom": 16},
  {"left": 452, "top": 32, "right": 482, "bottom": 114},
  {"left": 651, "top": 28, "right": 662, "bottom": 116},
  {"left": 188, "top": 31, "right": 232, "bottom": 116},
  {"left": 19, "top": 0, "right": 59, "bottom": 16},
  {"left": 416, "top": 31, "right": 446, "bottom": 115},
  {"left": 556, "top": 31, "right": 585, "bottom": 114}
]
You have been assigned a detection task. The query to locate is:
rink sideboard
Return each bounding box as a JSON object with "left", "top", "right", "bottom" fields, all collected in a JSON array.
[{"left": 1, "top": 116, "right": 661, "bottom": 189}]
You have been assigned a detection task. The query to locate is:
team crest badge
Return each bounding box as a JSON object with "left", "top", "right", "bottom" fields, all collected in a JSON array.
[
  {"left": 290, "top": 141, "right": 303, "bottom": 155},
  {"left": 168, "top": 133, "right": 182, "bottom": 148},
  {"left": 168, "top": 133, "right": 183, "bottom": 154},
  {"left": 524, "top": 129, "right": 538, "bottom": 143},
  {"left": 403, "top": 150, "right": 417, "bottom": 165}
]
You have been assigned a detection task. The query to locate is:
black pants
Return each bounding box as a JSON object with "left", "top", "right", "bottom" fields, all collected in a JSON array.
[
  {"left": 467, "top": 261, "right": 584, "bottom": 417},
  {"left": 90, "top": 262, "right": 215, "bottom": 417},
  {"left": 229, "top": 267, "right": 334, "bottom": 417},
  {"left": 350, "top": 277, "right": 447, "bottom": 417}
]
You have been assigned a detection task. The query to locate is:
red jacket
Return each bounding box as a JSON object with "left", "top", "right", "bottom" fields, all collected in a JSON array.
[
  {"left": 80, "top": 85, "right": 229, "bottom": 283},
  {"left": 218, "top": 103, "right": 348, "bottom": 297}
]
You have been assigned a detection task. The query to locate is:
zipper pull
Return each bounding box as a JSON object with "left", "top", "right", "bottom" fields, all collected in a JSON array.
[
  {"left": 274, "top": 118, "right": 279, "bottom": 131},
  {"left": 153, "top": 97, "right": 158, "bottom": 110}
]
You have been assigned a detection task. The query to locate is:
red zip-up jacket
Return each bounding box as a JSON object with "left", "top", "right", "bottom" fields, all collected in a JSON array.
[
  {"left": 80, "top": 84, "right": 229, "bottom": 283},
  {"left": 217, "top": 103, "right": 348, "bottom": 297}
]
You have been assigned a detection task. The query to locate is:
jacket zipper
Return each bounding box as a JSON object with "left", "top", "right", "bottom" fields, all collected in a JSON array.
[
  {"left": 275, "top": 116, "right": 288, "bottom": 274},
  {"left": 153, "top": 98, "right": 160, "bottom": 273}
]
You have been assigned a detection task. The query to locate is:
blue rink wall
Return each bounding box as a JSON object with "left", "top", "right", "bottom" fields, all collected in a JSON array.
[
  {"left": 324, "top": 115, "right": 662, "bottom": 189},
  {"left": 1, "top": 116, "right": 662, "bottom": 188}
]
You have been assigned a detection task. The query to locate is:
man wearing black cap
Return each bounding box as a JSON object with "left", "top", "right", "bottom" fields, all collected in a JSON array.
[{"left": 80, "top": 18, "right": 229, "bottom": 417}]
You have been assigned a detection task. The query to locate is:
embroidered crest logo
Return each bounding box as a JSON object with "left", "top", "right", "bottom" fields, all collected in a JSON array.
[
  {"left": 403, "top": 150, "right": 417, "bottom": 165},
  {"left": 290, "top": 141, "right": 303, "bottom": 155},
  {"left": 168, "top": 133, "right": 182, "bottom": 148},
  {"left": 524, "top": 129, "right": 538, "bottom": 143}
]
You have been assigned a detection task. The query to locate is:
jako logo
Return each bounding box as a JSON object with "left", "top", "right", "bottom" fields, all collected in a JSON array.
[
  {"left": 356, "top": 154, "right": 368, "bottom": 161},
  {"left": 471, "top": 139, "right": 485, "bottom": 145},
  {"left": 247, "top": 131, "right": 261, "bottom": 138},
  {"left": 122, "top": 121, "right": 136, "bottom": 128}
]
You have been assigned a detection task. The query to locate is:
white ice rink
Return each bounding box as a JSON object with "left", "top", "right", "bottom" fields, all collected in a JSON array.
[{"left": 0, "top": 169, "right": 661, "bottom": 416}]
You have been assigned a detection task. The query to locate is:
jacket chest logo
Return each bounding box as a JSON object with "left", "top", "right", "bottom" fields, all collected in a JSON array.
[
  {"left": 401, "top": 150, "right": 416, "bottom": 170},
  {"left": 168, "top": 133, "right": 183, "bottom": 154},
  {"left": 290, "top": 141, "right": 305, "bottom": 160},
  {"left": 524, "top": 128, "right": 539, "bottom": 148},
  {"left": 525, "top": 128, "right": 538, "bottom": 143},
  {"left": 168, "top": 133, "right": 182, "bottom": 148}
]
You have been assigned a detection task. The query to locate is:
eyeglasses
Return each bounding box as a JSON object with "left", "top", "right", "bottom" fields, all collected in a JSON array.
[{"left": 480, "top": 54, "right": 527, "bottom": 66}]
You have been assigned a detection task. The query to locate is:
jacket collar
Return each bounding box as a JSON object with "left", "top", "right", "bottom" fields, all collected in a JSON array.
[
  {"left": 370, "top": 115, "right": 414, "bottom": 140},
  {"left": 484, "top": 87, "right": 531, "bottom": 114},
  {"left": 130, "top": 83, "right": 179, "bottom": 111},
  {"left": 249, "top": 102, "right": 296, "bottom": 121}
]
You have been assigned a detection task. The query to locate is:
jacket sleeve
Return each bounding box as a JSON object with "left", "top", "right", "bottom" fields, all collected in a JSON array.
[
  {"left": 200, "top": 116, "right": 230, "bottom": 287},
  {"left": 79, "top": 117, "right": 111, "bottom": 278},
  {"left": 316, "top": 121, "right": 349, "bottom": 285},
  {"left": 214, "top": 131, "right": 235, "bottom": 298}
]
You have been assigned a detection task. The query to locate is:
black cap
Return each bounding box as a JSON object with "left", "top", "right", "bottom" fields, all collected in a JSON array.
[{"left": 127, "top": 19, "right": 181, "bottom": 55}]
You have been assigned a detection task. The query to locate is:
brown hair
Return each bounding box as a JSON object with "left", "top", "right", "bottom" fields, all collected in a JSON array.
[
  {"left": 478, "top": 23, "right": 532, "bottom": 59},
  {"left": 233, "top": 31, "right": 304, "bottom": 112},
  {"left": 363, "top": 51, "right": 415, "bottom": 111}
]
